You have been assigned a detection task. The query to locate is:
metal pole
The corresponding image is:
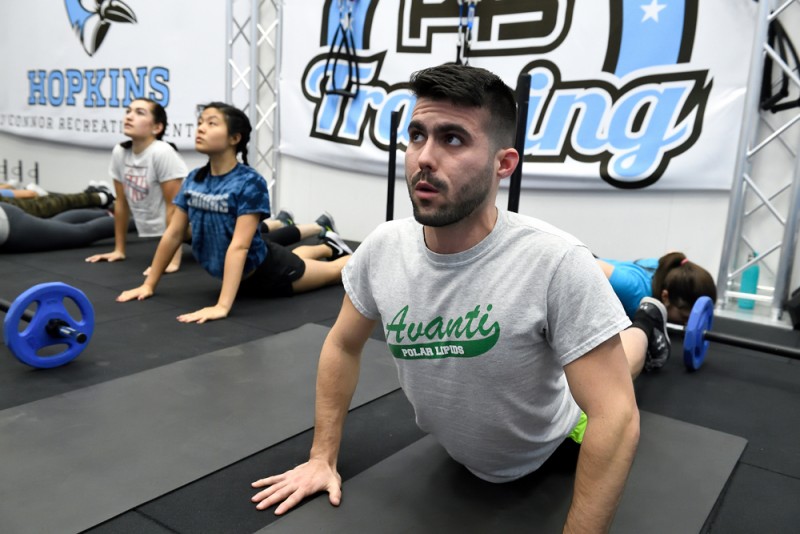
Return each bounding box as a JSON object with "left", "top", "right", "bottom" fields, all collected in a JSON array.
[
  {"left": 508, "top": 73, "right": 531, "bottom": 213},
  {"left": 771, "top": 151, "right": 800, "bottom": 320},
  {"left": 272, "top": 0, "right": 284, "bottom": 213},
  {"left": 225, "top": 0, "right": 233, "bottom": 103},
  {"left": 0, "top": 299, "right": 33, "bottom": 322},
  {"left": 387, "top": 111, "right": 400, "bottom": 221},
  {"left": 249, "top": 0, "right": 259, "bottom": 162},
  {"left": 715, "top": 0, "right": 771, "bottom": 308}
]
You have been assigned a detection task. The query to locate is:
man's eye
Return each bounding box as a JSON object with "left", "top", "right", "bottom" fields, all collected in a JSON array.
[{"left": 445, "top": 135, "right": 462, "bottom": 146}]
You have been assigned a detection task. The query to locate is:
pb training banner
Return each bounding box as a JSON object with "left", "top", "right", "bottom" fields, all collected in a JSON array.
[{"left": 280, "top": 0, "right": 757, "bottom": 190}]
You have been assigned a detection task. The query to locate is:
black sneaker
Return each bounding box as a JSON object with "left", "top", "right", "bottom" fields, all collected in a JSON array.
[
  {"left": 275, "top": 209, "right": 295, "bottom": 227},
  {"left": 85, "top": 180, "right": 115, "bottom": 209},
  {"left": 638, "top": 297, "right": 671, "bottom": 371},
  {"left": 322, "top": 231, "right": 353, "bottom": 260},
  {"left": 316, "top": 212, "right": 337, "bottom": 235}
]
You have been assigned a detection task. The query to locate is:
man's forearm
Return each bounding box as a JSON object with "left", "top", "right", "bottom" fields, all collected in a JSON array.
[
  {"left": 309, "top": 335, "right": 362, "bottom": 467},
  {"left": 564, "top": 409, "right": 640, "bottom": 533}
]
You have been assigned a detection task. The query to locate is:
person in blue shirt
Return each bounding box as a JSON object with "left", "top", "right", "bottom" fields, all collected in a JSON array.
[
  {"left": 597, "top": 253, "right": 716, "bottom": 324},
  {"left": 116, "top": 102, "right": 352, "bottom": 323}
]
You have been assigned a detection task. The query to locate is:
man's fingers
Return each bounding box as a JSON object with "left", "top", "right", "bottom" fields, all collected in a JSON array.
[
  {"left": 328, "top": 482, "right": 342, "bottom": 506},
  {"left": 252, "top": 474, "right": 284, "bottom": 488},
  {"left": 254, "top": 483, "right": 294, "bottom": 511},
  {"left": 274, "top": 488, "right": 308, "bottom": 515}
]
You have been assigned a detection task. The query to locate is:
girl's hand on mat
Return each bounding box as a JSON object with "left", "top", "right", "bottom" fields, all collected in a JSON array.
[
  {"left": 176, "top": 305, "right": 229, "bottom": 324},
  {"left": 251, "top": 459, "right": 342, "bottom": 515},
  {"left": 85, "top": 250, "right": 126, "bottom": 263},
  {"left": 116, "top": 285, "right": 153, "bottom": 302}
]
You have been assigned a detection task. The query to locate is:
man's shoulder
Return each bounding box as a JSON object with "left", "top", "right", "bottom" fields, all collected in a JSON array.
[
  {"left": 354, "top": 218, "right": 416, "bottom": 254},
  {"left": 503, "top": 210, "right": 587, "bottom": 250},
  {"left": 367, "top": 217, "right": 416, "bottom": 239}
]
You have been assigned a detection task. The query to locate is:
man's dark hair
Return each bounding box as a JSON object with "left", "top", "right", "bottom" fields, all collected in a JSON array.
[{"left": 409, "top": 64, "right": 517, "bottom": 150}]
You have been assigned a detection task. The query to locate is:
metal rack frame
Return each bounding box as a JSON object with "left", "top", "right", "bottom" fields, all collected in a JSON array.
[
  {"left": 717, "top": 0, "right": 800, "bottom": 322},
  {"left": 225, "top": 0, "right": 283, "bottom": 208}
]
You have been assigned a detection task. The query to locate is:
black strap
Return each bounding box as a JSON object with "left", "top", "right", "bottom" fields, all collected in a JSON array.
[
  {"left": 323, "top": 0, "right": 360, "bottom": 98},
  {"left": 760, "top": 19, "right": 800, "bottom": 113}
]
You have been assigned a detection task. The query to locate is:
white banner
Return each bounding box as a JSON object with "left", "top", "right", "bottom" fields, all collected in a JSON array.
[
  {"left": 280, "top": 0, "right": 757, "bottom": 190},
  {"left": 0, "top": 0, "right": 226, "bottom": 150}
]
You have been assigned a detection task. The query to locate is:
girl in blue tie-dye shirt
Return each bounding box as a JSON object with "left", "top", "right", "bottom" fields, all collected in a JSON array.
[{"left": 116, "top": 102, "right": 352, "bottom": 323}]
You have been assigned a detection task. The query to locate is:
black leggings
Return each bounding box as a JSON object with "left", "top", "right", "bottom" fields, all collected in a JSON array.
[
  {"left": 0, "top": 192, "right": 104, "bottom": 218},
  {"left": 0, "top": 204, "right": 115, "bottom": 253},
  {"left": 262, "top": 225, "right": 302, "bottom": 247}
]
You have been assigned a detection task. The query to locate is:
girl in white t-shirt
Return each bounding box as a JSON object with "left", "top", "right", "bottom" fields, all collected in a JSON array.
[{"left": 86, "top": 98, "right": 188, "bottom": 273}]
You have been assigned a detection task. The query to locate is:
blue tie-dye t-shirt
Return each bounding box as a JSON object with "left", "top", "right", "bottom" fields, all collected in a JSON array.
[{"left": 174, "top": 163, "right": 270, "bottom": 279}]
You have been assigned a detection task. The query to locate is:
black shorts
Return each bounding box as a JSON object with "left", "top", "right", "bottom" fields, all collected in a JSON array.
[{"left": 240, "top": 241, "right": 306, "bottom": 298}]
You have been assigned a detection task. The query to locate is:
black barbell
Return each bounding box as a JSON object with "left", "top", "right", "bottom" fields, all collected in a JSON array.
[
  {"left": 668, "top": 296, "right": 800, "bottom": 370},
  {"left": 1, "top": 282, "right": 94, "bottom": 368}
]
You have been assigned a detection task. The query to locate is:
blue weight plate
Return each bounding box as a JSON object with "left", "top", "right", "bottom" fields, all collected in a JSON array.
[
  {"left": 3, "top": 282, "right": 94, "bottom": 369},
  {"left": 683, "top": 296, "right": 714, "bottom": 371}
]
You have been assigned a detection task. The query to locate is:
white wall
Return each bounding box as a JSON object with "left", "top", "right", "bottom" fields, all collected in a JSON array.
[
  {"left": 275, "top": 154, "right": 731, "bottom": 275},
  {"left": 0, "top": 131, "right": 208, "bottom": 190}
]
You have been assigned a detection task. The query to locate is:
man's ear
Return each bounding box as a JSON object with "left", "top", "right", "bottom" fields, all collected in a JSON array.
[{"left": 496, "top": 147, "right": 520, "bottom": 180}]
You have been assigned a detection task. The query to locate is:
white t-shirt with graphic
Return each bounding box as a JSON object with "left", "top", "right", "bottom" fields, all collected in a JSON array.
[
  {"left": 109, "top": 140, "right": 188, "bottom": 237},
  {"left": 343, "top": 210, "right": 630, "bottom": 482}
]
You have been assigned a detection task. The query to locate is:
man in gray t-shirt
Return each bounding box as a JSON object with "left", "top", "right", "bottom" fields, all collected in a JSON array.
[{"left": 252, "top": 65, "right": 661, "bottom": 531}]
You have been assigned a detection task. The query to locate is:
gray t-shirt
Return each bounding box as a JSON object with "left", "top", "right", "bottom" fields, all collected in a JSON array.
[
  {"left": 343, "top": 210, "right": 630, "bottom": 482},
  {"left": 109, "top": 140, "right": 188, "bottom": 237}
]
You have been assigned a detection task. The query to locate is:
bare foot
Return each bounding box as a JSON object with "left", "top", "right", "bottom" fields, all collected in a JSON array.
[{"left": 143, "top": 262, "right": 180, "bottom": 276}]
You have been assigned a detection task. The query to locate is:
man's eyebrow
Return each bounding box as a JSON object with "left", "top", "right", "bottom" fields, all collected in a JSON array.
[
  {"left": 407, "top": 120, "right": 472, "bottom": 140},
  {"left": 433, "top": 123, "right": 471, "bottom": 139},
  {"left": 408, "top": 120, "right": 424, "bottom": 133}
]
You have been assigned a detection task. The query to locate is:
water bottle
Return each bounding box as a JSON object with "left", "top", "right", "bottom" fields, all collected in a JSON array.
[{"left": 738, "top": 253, "right": 759, "bottom": 310}]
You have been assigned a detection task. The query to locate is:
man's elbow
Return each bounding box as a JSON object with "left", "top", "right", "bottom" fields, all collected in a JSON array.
[{"left": 621, "top": 401, "right": 640, "bottom": 447}]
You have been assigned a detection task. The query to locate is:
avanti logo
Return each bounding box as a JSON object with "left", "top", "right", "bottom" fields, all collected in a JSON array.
[
  {"left": 306, "top": 0, "right": 708, "bottom": 189},
  {"left": 385, "top": 304, "right": 500, "bottom": 360},
  {"left": 64, "top": 0, "right": 137, "bottom": 57}
]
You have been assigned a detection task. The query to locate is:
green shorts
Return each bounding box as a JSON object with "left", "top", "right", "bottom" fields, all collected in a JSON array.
[{"left": 568, "top": 411, "right": 588, "bottom": 444}]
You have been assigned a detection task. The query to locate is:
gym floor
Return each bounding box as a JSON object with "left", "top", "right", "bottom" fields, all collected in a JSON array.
[{"left": 1, "top": 235, "right": 798, "bottom": 533}]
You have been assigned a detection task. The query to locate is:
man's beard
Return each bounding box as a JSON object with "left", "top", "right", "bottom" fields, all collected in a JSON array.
[{"left": 407, "top": 163, "right": 493, "bottom": 227}]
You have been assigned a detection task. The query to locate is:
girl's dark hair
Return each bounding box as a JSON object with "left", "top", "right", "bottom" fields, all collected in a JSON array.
[
  {"left": 119, "top": 98, "right": 178, "bottom": 151},
  {"left": 194, "top": 102, "right": 252, "bottom": 182},
  {"left": 652, "top": 252, "right": 717, "bottom": 312}
]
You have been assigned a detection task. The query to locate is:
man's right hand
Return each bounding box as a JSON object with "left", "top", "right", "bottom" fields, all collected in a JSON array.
[
  {"left": 85, "top": 251, "right": 125, "bottom": 263},
  {"left": 251, "top": 458, "right": 342, "bottom": 515}
]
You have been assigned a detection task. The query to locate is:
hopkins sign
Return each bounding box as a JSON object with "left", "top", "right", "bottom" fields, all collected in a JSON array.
[
  {"left": 0, "top": 0, "right": 225, "bottom": 150},
  {"left": 280, "top": 0, "right": 757, "bottom": 190}
]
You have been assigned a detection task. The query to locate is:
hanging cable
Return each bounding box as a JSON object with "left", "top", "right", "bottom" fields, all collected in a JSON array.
[
  {"left": 324, "top": 0, "right": 360, "bottom": 98},
  {"left": 455, "top": 0, "right": 465, "bottom": 65},
  {"left": 760, "top": 19, "right": 800, "bottom": 113},
  {"left": 463, "top": 0, "right": 478, "bottom": 66}
]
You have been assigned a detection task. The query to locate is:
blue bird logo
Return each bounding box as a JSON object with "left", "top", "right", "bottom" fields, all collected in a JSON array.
[{"left": 64, "top": 0, "right": 137, "bottom": 56}]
